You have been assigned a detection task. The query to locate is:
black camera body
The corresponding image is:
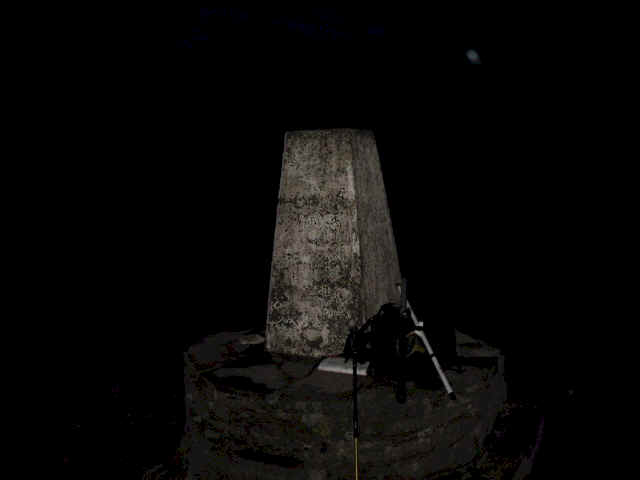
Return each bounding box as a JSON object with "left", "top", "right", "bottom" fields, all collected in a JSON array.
[{"left": 343, "top": 303, "right": 417, "bottom": 403}]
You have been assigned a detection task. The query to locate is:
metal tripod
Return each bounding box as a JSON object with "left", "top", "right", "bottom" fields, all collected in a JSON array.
[
  {"left": 398, "top": 279, "right": 456, "bottom": 400},
  {"left": 349, "top": 279, "right": 457, "bottom": 478}
]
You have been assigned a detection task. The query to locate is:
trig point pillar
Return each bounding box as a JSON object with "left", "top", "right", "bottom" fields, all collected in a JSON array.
[{"left": 266, "top": 129, "right": 402, "bottom": 358}]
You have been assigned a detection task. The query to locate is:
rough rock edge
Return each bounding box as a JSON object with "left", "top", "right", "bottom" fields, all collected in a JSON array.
[
  {"left": 143, "top": 400, "right": 542, "bottom": 480},
  {"left": 143, "top": 329, "right": 540, "bottom": 479}
]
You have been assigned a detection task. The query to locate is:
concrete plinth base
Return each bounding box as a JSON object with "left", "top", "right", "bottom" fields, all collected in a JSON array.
[{"left": 180, "top": 331, "right": 507, "bottom": 480}]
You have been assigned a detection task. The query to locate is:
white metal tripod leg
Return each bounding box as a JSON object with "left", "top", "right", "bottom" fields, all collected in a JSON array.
[
  {"left": 412, "top": 329, "right": 455, "bottom": 397},
  {"left": 397, "top": 283, "right": 455, "bottom": 398},
  {"left": 407, "top": 300, "right": 424, "bottom": 328}
]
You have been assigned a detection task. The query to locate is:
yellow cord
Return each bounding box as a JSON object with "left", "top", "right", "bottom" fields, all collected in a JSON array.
[{"left": 355, "top": 437, "right": 359, "bottom": 480}]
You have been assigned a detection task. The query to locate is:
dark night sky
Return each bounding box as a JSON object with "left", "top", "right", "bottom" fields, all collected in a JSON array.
[{"left": 160, "top": 7, "right": 491, "bottom": 62}]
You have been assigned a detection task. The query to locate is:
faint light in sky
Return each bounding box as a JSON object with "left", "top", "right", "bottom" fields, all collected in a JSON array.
[{"left": 466, "top": 49, "right": 482, "bottom": 64}]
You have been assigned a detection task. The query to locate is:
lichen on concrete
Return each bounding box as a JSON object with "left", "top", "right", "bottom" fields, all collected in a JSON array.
[{"left": 266, "top": 129, "right": 402, "bottom": 358}]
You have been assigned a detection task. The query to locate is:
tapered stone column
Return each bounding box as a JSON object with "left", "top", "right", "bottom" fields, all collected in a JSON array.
[{"left": 266, "top": 129, "right": 402, "bottom": 358}]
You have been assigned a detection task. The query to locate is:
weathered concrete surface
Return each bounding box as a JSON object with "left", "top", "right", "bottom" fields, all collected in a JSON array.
[
  {"left": 180, "top": 330, "right": 508, "bottom": 480},
  {"left": 266, "top": 129, "right": 402, "bottom": 358}
]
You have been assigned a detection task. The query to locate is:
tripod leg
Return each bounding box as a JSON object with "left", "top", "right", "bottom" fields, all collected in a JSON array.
[
  {"left": 351, "top": 328, "right": 360, "bottom": 479},
  {"left": 393, "top": 335, "right": 408, "bottom": 404}
]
